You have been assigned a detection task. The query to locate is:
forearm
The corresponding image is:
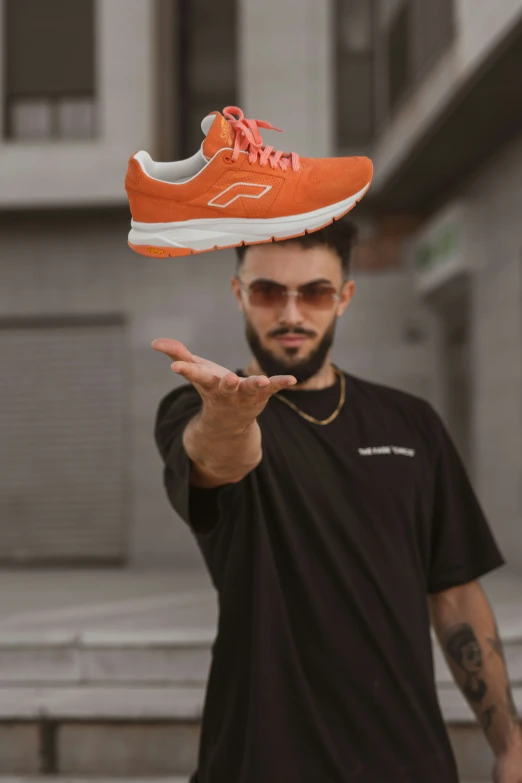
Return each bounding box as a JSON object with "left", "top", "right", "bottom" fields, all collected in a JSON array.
[
  {"left": 182, "top": 410, "right": 262, "bottom": 486},
  {"left": 430, "top": 582, "right": 521, "bottom": 756}
]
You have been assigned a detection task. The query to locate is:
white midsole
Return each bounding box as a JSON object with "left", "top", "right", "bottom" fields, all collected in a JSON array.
[{"left": 128, "top": 182, "right": 370, "bottom": 251}]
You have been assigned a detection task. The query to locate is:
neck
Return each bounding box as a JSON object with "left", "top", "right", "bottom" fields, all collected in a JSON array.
[{"left": 244, "top": 358, "right": 337, "bottom": 390}]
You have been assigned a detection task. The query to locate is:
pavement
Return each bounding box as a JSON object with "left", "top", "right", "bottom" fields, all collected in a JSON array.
[{"left": 0, "top": 567, "right": 217, "bottom": 633}]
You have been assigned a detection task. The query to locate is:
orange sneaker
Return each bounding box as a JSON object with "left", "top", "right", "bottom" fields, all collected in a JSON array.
[{"left": 125, "top": 106, "right": 373, "bottom": 258}]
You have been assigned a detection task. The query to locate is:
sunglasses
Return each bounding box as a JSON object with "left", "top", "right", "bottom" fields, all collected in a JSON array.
[{"left": 239, "top": 279, "right": 341, "bottom": 310}]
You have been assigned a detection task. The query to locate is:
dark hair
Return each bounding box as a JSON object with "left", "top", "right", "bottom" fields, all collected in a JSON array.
[{"left": 235, "top": 218, "right": 358, "bottom": 279}]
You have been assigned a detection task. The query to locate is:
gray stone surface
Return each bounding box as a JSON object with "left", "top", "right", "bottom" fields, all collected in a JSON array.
[
  {"left": 0, "top": 779, "right": 189, "bottom": 783},
  {"left": 59, "top": 723, "right": 200, "bottom": 776},
  {"left": 0, "top": 686, "right": 204, "bottom": 720},
  {"left": 82, "top": 644, "right": 211, "bottom": 684},
  {"left": 0, "top": 630, "right": 213, "bottom": 686},
  {"left": 0, "top": 569, "right": 215, "bottom": 628},
  {"left": 0, "top": 646, "right": 80, "bottom": 685},
  {"left": 0, "top": 725, "right": 40, "bottom": 774},
  {"left": 80, "top": 628, "right": 215, "bottom": 645}
]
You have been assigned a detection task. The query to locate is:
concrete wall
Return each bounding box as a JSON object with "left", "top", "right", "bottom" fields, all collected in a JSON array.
[
  {"left": 0, "top": 0, "right": 438, "bottom": 569},
  {"left": 0, "top": 0, "right": 156, "bottom": 207},
  {"left": 371, "top": 0, "right": 522, "bottom": 191},
  {"left": 0, "top": 212, "right": 432, "bottom": 569},
  {"left": 238, "top": 0, "right": 334, "bottom": 157},
  {"left": 464, "top": 133, "right": 522, "bottom": 569},
  {"left": 408, "top": 131, "right": 522, "bottom": 570}
]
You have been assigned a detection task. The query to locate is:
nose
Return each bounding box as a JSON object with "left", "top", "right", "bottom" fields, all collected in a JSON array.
[{"left": 278, "top": 293, "right": 304, "bottom": 325}]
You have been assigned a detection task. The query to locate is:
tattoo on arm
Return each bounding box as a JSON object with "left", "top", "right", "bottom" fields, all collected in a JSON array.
[
  {"left": 488, "top": 637, "right": 520, "bottom": 728},
  {"left": 444, "top": 623, "right": 487, "bottom": 704}
]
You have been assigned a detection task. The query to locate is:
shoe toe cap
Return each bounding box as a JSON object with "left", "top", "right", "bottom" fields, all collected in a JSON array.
[{"left": 295, "top": 156, "right": 373, "bottom": 207}]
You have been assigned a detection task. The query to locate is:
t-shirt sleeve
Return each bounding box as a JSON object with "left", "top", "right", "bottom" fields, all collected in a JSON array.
[
  {"left": 154, "top": 385, "right": 245, "bottom": 536},
  {"left": 426, "top": 405, "right": 505, "bottom": 593}
]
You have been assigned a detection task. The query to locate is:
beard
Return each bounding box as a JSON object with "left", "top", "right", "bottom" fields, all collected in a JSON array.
[{"left": 245, "top": 317, "right": 337, "bottom": 384}]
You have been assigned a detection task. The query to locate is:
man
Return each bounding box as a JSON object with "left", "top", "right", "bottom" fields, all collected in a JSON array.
[{"left": 152, "top": 220, "right": 521, "bottom": 783}]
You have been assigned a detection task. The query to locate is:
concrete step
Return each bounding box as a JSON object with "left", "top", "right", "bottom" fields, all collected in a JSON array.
[
  {"left": 0, "top": 686, "right": 203, "bottom": 776},
  {"left": 0, "top": 629, "right": 519, "bottom": 778},
  {"left": 0, "top": 629, "right": 213, "bottom": 686},
  {"left": 0, "top": 775, "right": 491, "bottom": 783},
  {"left": 0, "top": 777, "right": 485, "bottom": 783},
  {"left": 0, "top": 780, "right": 189, "bottom": 783},
  {"left": 0, "top": 626, "right": 518, "bottom": 687}
]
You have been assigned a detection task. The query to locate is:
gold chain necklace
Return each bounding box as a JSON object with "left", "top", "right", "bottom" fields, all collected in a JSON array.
[{"left": 273, "top": 367, "right": 345, "bottom": 426}]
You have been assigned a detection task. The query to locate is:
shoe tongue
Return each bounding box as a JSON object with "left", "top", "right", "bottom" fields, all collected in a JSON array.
[{"left": 201, "top": 111, "right": 235, "bottom": 159}]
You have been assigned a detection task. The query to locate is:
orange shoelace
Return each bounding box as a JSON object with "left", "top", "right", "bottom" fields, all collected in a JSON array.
[{"left": 223, "top": 106, "right": 300, "bottom": 172}]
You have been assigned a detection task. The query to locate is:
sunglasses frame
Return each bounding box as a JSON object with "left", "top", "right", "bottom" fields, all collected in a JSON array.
[{"left": 238, "top": 279, "right": 342, "bottom": 309}]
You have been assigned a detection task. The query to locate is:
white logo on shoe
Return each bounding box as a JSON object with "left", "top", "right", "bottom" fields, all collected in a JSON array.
[
  {"left": 208, "top": 182, "right": 272, "bottom": 209},
  {"left": 358, "top": 446, "right": 416, "bottom": 457}
]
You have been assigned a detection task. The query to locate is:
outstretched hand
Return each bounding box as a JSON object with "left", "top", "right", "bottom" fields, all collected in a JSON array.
[{"left": 152, "top": 338, "right": 296, "bottom": 429}]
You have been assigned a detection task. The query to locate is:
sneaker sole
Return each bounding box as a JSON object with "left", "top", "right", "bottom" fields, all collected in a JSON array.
[{"left": 127, "top": 182, "right": 371, "bottom": 258}]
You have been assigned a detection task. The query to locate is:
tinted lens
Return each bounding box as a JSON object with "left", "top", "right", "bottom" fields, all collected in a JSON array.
[
  {"left": 299, "top": 285, "right": 337, "bottom": 309},
  {"left": 246, "top": 282, "right": 337, "bottom": 309},
  {"left": 247, "top": 282, "right": 286, "bottom": 307}
]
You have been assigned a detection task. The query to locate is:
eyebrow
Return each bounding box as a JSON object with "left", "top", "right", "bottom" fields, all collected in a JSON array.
[{"left": 248, "top": 277, "right": 334, "bottom": 286}]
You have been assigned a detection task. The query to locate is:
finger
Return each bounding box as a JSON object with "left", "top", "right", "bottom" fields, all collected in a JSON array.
[
  {"left": 171, "top": 361, "right": 220, "bottom": 389},
  {"left": 239, "top": 375, "right": 271, "bottom": 396},
  {"left": 268, "top": 375, "right": 297, "bottom": 393},
  {"left": 218, "top": 373, "right": 241, "bottom": 396},
  {"left": 152, "top": 339, "right": 194, "bottom": 363}
]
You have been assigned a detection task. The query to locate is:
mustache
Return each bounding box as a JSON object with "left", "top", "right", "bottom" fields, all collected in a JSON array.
[{"left": 268, "top": 327, "right": 316, "bottom": 338}]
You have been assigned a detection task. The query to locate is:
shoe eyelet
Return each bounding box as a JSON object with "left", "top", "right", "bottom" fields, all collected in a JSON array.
[{"left": 223, "top": 155, "right": 233, "bottom": 164}]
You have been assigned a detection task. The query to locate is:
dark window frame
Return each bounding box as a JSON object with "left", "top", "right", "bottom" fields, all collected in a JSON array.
[
  {"left": 3, "top": 0, "right": 97, "bottom": 141},
  {"left": 335, "top": 0, "right": 376, "bottom": 150},
  {"left": 387, "top": 0, "right": 412, "bottom": 114},
  {"left": 383, "top": 0, "right": 456, "bottom": 122},
  {"left": 176, "top": 0, "right": 238, "bottom": 160}
]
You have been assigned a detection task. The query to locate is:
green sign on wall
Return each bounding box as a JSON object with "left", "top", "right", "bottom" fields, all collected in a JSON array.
[{"left": 415, "top": 223, "right": 460, "bottom": 273}]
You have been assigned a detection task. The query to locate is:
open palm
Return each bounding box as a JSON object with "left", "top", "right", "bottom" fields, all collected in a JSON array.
[{"left": 151, "top": 338, "right": 296, "bottom": 426}]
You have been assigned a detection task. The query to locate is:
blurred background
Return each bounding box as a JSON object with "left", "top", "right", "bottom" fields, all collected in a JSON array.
[{"left": 0, "top": 1, "right": 521, "bottom": 781}]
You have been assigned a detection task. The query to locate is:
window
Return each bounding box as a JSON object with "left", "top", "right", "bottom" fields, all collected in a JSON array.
[
  {"left": 387, "top": 1, "right": 411, "bottom": 113},
  {"left": 4, "top": 0, "right": 95, "bottom": 140},
  {"left": 378, "top": 0, "right": 454, "bottom": 121},
  {"left": 178, "top": 0, "right": 237, "bottom": 159},
  {"left": 335, "top": 0, "right": 375, "bottom": 149}
]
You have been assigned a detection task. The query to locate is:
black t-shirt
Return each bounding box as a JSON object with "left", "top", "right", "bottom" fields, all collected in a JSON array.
[{"left": 154, "top": 369, "right": 505, "bottom": 783}]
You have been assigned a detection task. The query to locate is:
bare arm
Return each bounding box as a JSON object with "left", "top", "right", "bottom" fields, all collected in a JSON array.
[
  {"left": 429, "top": 581, "right": 522, "bottom": 765},
  {"left": 182, "top": 412, "right": 262, "bottom": 487},
  {"left": 152, "top": 338, "right": 296, "bottom": 488}
]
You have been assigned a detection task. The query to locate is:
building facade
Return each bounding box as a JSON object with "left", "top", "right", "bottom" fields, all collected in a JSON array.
[
  {"left": 369, "top": 0, "right": 522, "bottom": 569},
  {"left": 0, "top": 0, "right": 520, "bottom": 571}
]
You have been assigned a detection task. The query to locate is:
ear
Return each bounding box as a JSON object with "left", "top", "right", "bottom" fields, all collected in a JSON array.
[
  {"left": 336, "top": 280, "right": 355, "bottom": 317},
  {"left": 231, "top": 276, "right": 245, "bottom": 312}
]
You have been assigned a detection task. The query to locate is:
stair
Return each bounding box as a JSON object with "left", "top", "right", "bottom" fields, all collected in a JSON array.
[
  {"left": 1, "top": 628, "right": 520, "bottom": 780},
  {"left": 0, "top": 569, "right": 520, "bottom": 780},
  {"left": 0, "top": 629, "right": 209, "bottom": 777}
]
